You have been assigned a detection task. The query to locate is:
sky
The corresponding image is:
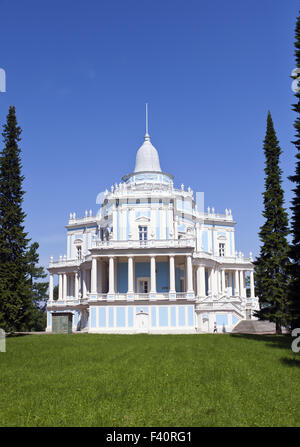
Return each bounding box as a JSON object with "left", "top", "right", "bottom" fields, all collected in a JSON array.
[{"left": 0, "top": 0, "right": 299, "bottom": 270}]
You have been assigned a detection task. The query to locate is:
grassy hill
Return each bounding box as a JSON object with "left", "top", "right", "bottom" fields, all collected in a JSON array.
[{"left": 0, "top": 333, "right": 299, "bottom": 426}]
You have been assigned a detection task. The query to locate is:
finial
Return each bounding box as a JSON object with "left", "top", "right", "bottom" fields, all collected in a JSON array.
[{"left": 144, "top": 103, "right": 150, "bottom": 141}]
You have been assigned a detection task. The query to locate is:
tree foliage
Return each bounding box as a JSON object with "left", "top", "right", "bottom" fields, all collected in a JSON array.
[
  {"left": 254, "top": 112, "right": 290, "bottom": 334},
  {"left": 289, "top": 12, "right": 300, "bottom": 329},
  {"left": 0, "top": 106, "right": 48, "bottom": 332}
]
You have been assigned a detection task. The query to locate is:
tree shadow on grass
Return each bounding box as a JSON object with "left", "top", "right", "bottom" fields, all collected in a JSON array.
[
  {"left": 6, "top": 332, "right": 36, "bottom": 338},
  {"left": 230, "top": 334, "right": 300, "bottom": 368},
  {"left": 229, "top": 333, "right": 292, "bottom": 351},
  {"left": 280, "top": 357, "right": 300, "bottom": 368}
]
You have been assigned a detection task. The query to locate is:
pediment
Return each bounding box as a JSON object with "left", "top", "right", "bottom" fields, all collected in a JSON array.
[
  {"left": 135, "top": 216, "right": 151, "bottom": 222},
  {"left": 217, "top": 235, "right": 227, "bottom": 241},
  {"left": 74, "top": 238, "right": 83, "bottom": 244}
]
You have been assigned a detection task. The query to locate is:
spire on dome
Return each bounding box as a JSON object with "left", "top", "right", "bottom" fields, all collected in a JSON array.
[
  {"left": 134, "top": 103, "right": 162, "bottom": 173},
  {"left": 144, "top": 103, "right": 150, "bottom": 141}
]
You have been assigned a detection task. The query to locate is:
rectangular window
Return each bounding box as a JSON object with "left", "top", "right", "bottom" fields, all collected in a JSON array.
[
  {"left": 76, "top": 246, "right": 82, "bottom": 259},
  {"left": 139, "top": 226, "right": 147, "bottom": 241},
  {"left": 219, "top": 243, "right": 225, "bottom": 257}
]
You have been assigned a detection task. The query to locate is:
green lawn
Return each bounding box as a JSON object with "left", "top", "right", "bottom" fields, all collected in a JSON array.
[{"left": 0, "top": 333, "right": 299, "bottom": 427}]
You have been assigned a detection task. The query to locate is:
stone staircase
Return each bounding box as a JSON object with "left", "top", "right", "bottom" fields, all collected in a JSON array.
[{"left": 232, "top": 320, "right": 289, "bottom": 334}]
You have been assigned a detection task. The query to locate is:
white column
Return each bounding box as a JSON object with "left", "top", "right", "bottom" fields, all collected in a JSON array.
[
  {"left": 108, "top": 256, "right": 115, "bottom": 294},
  {"left": 174, "top": 216, "right": 178, "bottom": 240},
  {"left": 197, "top": 264, "right": 205, "bottom": 297},
  {"left": 221, "top": 269, "right": 225, "bottom": 294},
  {"left": 211, "top": 268, "right": 216, "bottom": 296},
  {"left": 239, "top": 270, "right": 245, "bottom": 298},
  {"left": 58, "top": 274, "right": 63, "bottom": 300},
  {"left": 150, "top": 256, "right": 156, "bottom": 293},
  {"left": 196, "top": 223, "right": 201, "bottom": 252},
  {"left": 250, "top": 270, "right": 255, "bottom": 298},
  {"left": 97, "top": 260, "right": 102, "bottom": 294},
  {"left": 49, "top": 274, "right": 53, "bottom": 300},
  {"left": 114, "top": 258, "right": 118, "bottom": 293},
  {"left": 169, "top": 255, "right": 176, "bottom": 293},
  {"left": 91, "top": 257, "right": 97, "bottom": 294},
  {"left": 207, "top": 268, "right": 212, "bottom": 295},
  {"left": 234, "top": 269, "right": 240, "bottom": 296},
  {"left": 75, "top": 271, "right": 79, "bottom": 299},
  {"left": 82, "top": 269, "right": 87, "bottom": 298},
  {"left": 112, "top": 208, "right": 117, "bottom": 241},
  {"left": 186, "top": 255, "right": 193, "bottom": 293},
  {"left": 217, "top": 269, "right": 221, "bottom": 295},
  {"left": 63, "top": 273, "right": 67, "bottom": 299},
  {"left": 128, "top": 256, "right": 134, "bottom": 293}
]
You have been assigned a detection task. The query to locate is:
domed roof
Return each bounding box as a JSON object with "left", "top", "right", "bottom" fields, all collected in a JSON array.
[{"left": 134, "top": 134, "right": 162, "bottom": 173}]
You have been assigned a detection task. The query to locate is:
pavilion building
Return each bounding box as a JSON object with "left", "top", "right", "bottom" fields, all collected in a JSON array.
[{"left": 46, "top": 124, "right": 258, "bottom": 333}]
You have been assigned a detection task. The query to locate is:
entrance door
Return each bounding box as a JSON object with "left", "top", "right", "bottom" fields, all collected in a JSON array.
[
  {"left": 52, "top": 313, "right": 73, "bottom": 333},
  {"left": 136, "top": 311, "right": 149, "bottom": 333}
]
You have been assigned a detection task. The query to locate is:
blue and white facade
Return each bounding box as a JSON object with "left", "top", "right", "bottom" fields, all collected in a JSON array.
[{"left": 46, "top": 128, "right": 258, "bottom": 334}]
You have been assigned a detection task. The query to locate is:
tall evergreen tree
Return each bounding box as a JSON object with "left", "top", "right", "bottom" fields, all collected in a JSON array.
[
  {"left": 289, "top": 12, "right": 300, "bottom": 329},
  {"left": 254, "top": 112, "right": 290, "bottom": 334},
  {"left": 0, "top": 106, "right": 32, "bottom": 332}
]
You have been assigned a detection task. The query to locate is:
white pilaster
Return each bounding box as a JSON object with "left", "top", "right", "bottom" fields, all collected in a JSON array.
[{"left": 197, "top": 264, "right": 206, "bottom": 297}]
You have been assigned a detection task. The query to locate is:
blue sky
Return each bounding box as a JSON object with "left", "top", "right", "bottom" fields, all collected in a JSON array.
[{"left": 0, "top": 0, "right": 299, "bottom": 269}]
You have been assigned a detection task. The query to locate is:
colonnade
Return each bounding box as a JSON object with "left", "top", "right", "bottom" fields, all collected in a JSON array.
[
  {"left": 49, "top": 270, "right": 87, "bottom": 301},
  {"left": 198, "top": 266, "right": 255, "bottom": 298},
  {"left": 91, "top": 254, "right": 194, "bottom": 295},
  {"left": 49, "top": 258, "right": 255, "bottom": 300}
]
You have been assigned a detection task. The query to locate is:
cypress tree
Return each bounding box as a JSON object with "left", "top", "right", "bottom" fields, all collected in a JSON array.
[
  {"left": 0, "top": 106, "right": 32, "bottom": 332},
  {"left": 289, "top": 12, "right": 300, "bottom": 329},
  {"left": 254, "top": 112, "right": 290, "bottom": 334}
]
